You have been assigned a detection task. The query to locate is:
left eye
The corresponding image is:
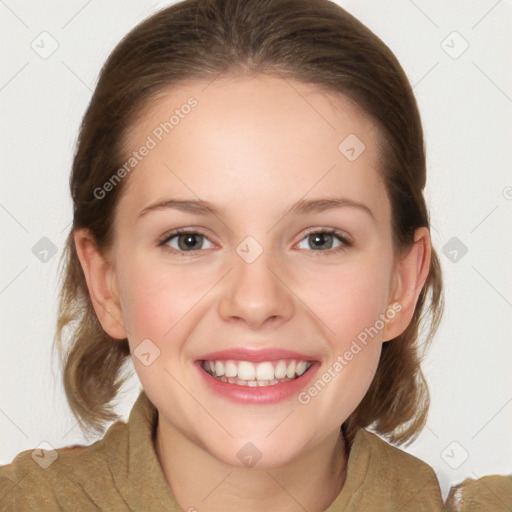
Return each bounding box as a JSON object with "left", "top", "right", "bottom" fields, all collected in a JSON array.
[
  {"left": 297, "top": 230, "right": 350, "bottom": 251},
  {"left": 162, "top": 231, "right": 214, "bottom": 252}
]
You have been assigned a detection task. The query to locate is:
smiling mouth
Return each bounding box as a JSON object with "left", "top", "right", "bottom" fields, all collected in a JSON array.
[{"left": 199, "top": 358, "right": 313, "bottom": 387}]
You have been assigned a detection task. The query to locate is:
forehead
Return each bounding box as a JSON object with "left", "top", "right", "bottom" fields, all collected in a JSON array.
[{"left": 117, "top": 74, "right": 388, "bottom": 222}]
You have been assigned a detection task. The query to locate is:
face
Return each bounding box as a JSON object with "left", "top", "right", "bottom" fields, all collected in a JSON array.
[{"left": 92, "top": 74, "right": 409, "bottom": 468}]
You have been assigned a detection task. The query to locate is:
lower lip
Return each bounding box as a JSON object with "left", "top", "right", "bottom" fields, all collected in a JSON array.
[{"left": 195, "top": 361, "right": 319, "bottom": 405}]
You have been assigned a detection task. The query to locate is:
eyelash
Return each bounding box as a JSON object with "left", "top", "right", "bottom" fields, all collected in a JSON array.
[{"left": 157, "top": 227, "right": 353, "bottom": 257}]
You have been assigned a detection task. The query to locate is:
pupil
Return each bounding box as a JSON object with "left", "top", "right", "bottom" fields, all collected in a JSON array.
[
  {"left": 311, "top": 233, "right": 333, "bottom": 249},
  {"left": 179, "top": 234, "right": 201, "bottom": 250}
]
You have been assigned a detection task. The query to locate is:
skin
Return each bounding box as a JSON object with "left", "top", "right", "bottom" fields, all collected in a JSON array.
[{"left": 74, "top": 74, "right": 431, "bottom": 512}]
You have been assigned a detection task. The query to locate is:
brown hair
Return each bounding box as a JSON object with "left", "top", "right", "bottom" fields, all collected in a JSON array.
[{"left": 54, "top": 0, "right": 443, "bottom": 446}]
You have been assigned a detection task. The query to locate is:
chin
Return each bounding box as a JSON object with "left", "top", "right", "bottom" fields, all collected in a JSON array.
[{"left": 203, "top": 434, "right": 310, "bottom": 470}]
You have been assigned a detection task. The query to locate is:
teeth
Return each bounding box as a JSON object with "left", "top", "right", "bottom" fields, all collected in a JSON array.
[
  {"left": 225, "top": 361, "right": 237, "bottom": 378},
  {"left": 215, "top": 361, "right": 225, "bottom": 377},
  {"left": 286, "top": 360, "right": 296, "bottom": 379},
  {"left": 275, "top": 360, "right": 287, "bottom": 379},
  {"left": 201, "top": 358, "right": 312, "bottom": 383},
  {"left": 237, "top": 361, "right": 256, "bottom": 380},
  {"left": 256, "top": 362, "right": 274, "bottom": 380},
  {"left": 296, "top": 361, "right": 308, "bottom": 376}
]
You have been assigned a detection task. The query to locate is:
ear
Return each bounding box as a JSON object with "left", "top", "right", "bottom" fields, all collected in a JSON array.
[
  {"left": 382, "top": 227, "right": 431, "bottom": 342},
  {"left": 73, "top": 228, "right": 127, "bottom": 340}
]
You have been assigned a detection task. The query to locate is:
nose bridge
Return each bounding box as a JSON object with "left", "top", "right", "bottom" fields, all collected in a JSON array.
[{"left": 218, "top": 240, "right": 294, "bottom": 328}]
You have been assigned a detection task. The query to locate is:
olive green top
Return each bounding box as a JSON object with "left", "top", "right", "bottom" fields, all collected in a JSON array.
[
  {"left": 1, "top": 390, "right": 444, "bottom": 511},
  {"left": 444, "top": 474, "right": 512, "bottom": 511}
]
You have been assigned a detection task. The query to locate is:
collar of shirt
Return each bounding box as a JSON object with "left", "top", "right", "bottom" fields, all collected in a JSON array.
[{"left": 103, "top": 390, "right": 442, "bottom": 511}]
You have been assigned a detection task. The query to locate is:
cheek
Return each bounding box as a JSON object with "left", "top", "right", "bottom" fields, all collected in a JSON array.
[
  {"left": 116, "top": 262, "right": 209, "bottom": 394},
  {"left": 293, "top": 254, "right": 391, "bottom": 416},
  {"left": 117, "top": 257, "right": 209, "bottom": 344},
  {"left": 296, "top": 264, "right": 387, "bottom": 423},
  {"left": 297, "top": 257, "right": 392, "bottom": 344}
]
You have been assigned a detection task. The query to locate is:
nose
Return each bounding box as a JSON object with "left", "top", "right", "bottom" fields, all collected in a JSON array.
[{"left": 218, "top": 249, "right": 295, "bottom": 330}]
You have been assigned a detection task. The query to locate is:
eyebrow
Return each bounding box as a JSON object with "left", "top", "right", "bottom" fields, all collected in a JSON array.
[
  {"left": 137, "top": 197, "right": 374, "bottom": 220},
  {"left": 137, "top": 198, "right": 225, "bottom": 219},
  {"left": 288, "top": 197, "right": 374, "bottom": 219}
]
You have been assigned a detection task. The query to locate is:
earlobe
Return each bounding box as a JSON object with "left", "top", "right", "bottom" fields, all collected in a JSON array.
[
  {"left": 382, "top": 227, "right": 432, "bottom": 342},
  {"left": 73, "top": 228, "right": 127, "bottom": 340}
]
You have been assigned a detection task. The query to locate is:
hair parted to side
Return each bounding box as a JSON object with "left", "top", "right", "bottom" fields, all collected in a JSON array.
[{"left": 54, "top": 0, "right": 443, "bottom": 446}]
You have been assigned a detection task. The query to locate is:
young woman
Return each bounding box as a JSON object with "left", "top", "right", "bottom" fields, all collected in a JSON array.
[{"left": 1, "top": 0, "right": 449, "bottom": 510}]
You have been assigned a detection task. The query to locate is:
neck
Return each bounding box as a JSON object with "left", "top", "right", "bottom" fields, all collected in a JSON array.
[{"left": 155, "top": 417, "right": 348, "bottom": 512}]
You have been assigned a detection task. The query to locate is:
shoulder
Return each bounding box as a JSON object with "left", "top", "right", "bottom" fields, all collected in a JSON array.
[
  {"left": 444, "top": 474, "right": 512, "bottom": 512},
  {"left": 360, "top": 429, "right": 438, "bottom": 480},
  {"left": 0, "top": 421, "right": 127, "bottom": 510},
  {"left": 351, "top": 429, "right": 443, "bottom": 511}
]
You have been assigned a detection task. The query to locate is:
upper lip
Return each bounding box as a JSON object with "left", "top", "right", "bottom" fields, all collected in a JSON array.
[{"left": 198, "top": 347, "right": 317, "bottom": 363}]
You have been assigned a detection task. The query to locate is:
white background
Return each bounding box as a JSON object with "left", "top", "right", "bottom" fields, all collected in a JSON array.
[{"left": 1, "top": 0, "right": 511, "bottom": 502}]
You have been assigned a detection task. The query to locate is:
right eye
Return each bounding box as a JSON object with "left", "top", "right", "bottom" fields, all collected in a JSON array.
[{"left": 158, "top": 229, "right": 215, "bottom": 254}]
